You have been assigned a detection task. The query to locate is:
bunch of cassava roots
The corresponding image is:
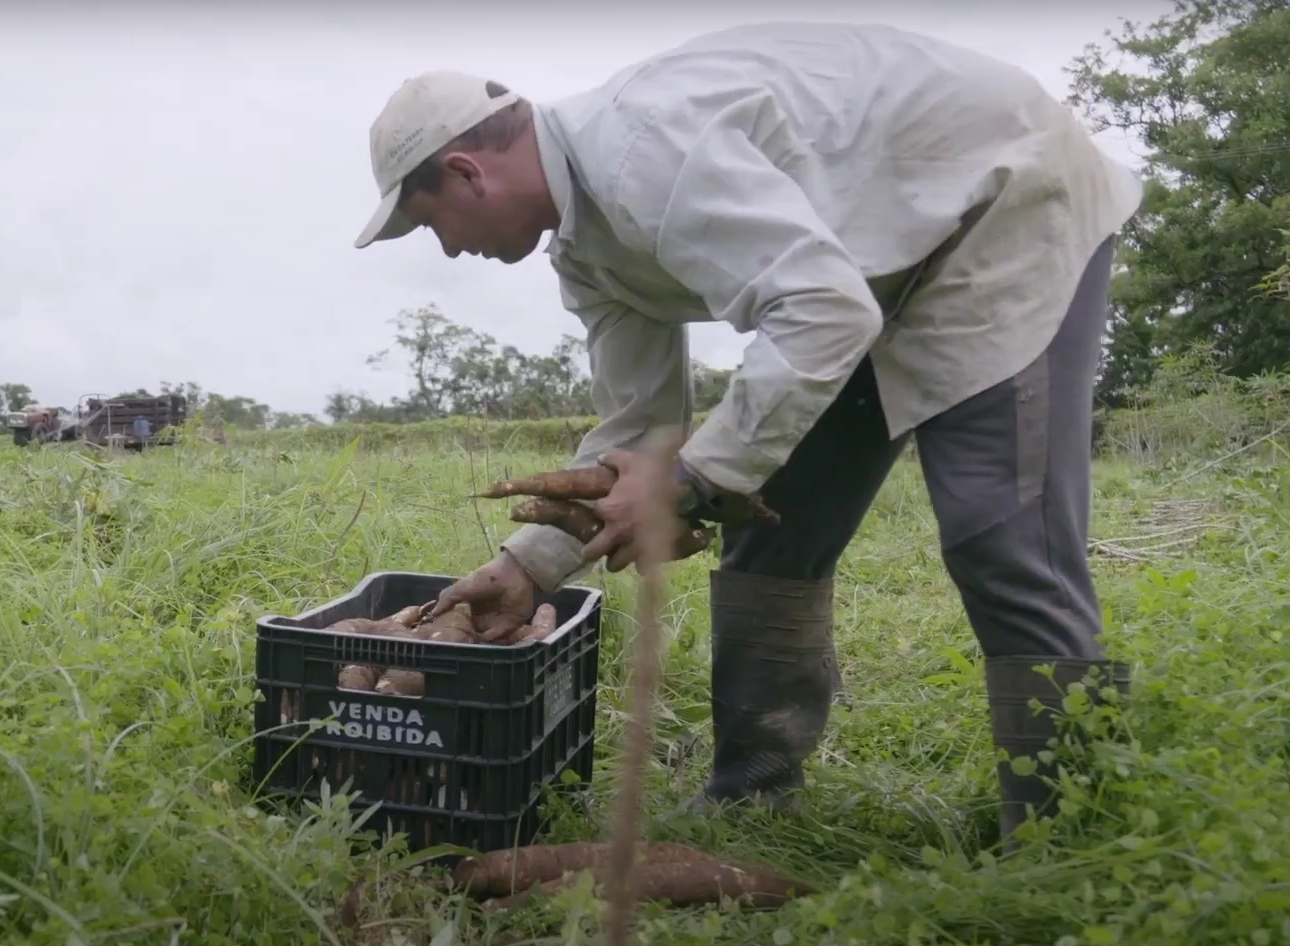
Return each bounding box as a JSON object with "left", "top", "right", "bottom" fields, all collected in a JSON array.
[
  {"left": 476, "top": 462, "right": 779, "bottom": 545},
  {"left": 321, "top": 598, "right": 559, "bottom": 696}
]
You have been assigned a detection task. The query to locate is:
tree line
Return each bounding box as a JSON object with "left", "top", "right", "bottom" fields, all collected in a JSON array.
[
  {"left": 0, "top": 381, "right": 319, "bottom": 432},
  {"left": 323, "top": 304, "right": 734, "bottom": 425},
  {"left": 0, "top": 311, "right": 735, "bottom": 431}
]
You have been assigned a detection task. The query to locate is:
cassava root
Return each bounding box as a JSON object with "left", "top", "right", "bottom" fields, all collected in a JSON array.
[
  {"left": 494, "top": 603, "right": 558, "bottom": 646},
  {"left": 507, "top": 496, "right": 604, "bottom": 543},
  {"left": 476, "top": 464, "right": 618, "bottom": 502},
  {"left": 484, "top": 861, "right": 814, "bottom": 912},
  {"left": 509, "top": 497, "right": 713, "bottom": 559},
  {"left": 450, "top": 840, "right": 709, "bottom": 898},
  {"left": 476, "top": 463, "right": 780, "bottom": 526},
  {"left": 448, "top": 840, "right": 816, "bottom": 912}
]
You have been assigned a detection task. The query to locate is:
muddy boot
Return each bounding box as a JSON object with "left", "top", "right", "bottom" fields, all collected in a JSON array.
[
  {"left": 986, "top": 656, "right": 1132, "bottom": 853},
  {"left": 686, "top": 571, "right": 837, "bottom": 815}
]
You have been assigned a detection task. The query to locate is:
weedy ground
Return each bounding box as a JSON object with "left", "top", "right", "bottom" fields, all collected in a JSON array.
[{"left": 1, "top": 433, "right": 1289, "bottom": 946}]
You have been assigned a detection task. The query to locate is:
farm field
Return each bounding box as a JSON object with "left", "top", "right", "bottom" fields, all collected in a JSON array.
[{"left": 1, "top": 428, "right": 1289, "bottom": 946}]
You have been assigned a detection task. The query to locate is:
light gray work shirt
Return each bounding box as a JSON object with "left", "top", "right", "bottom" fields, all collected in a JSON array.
[{"left": 500, "top": 21, "right": 1144, "bottom": 592}]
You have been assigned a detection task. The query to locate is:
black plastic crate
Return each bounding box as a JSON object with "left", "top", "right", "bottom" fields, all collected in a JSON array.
[{"left": 251, "top": 571, "right": 603, "bottom": 854}]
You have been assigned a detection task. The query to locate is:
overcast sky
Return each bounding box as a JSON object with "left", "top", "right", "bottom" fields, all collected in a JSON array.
[{"left": 1, "top": 0, "right": 1172, "bottom": 417}]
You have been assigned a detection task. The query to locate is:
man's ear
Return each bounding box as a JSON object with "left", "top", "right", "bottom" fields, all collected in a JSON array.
[{"left": 440, "top": 152, "right": 486, "bottom": 195}]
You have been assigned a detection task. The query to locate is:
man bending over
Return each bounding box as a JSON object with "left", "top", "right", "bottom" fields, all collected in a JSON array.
[{"left": 353, "top": 22, "right": 1142, "bottom": 846}]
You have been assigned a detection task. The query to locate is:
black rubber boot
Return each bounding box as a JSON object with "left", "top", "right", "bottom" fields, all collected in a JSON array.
[
  {"left": 986, "top": 656, "right": 1132, "bottom": 852},
  {"left": 686, "top": 570, "right": 837, "bottom": 814}
]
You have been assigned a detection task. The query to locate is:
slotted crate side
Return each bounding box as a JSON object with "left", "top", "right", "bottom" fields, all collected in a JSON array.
[
  {"left": 254, "top": 680, "right": 596, "bottom": 815},
  {"left": 254, "top": 646, "right": 595, "bottom": 771},
  {"left": 250, "top": 571, "right": 604, "bottom": 854},
  {"left": 250, "top": 698, "right": 597, "bottom": 853},
  {"left": 347, "top": 738, "right": 598, "bottom": 854},
  {"left": 253, "top": 708, "right": 595, "bottom": 817}
]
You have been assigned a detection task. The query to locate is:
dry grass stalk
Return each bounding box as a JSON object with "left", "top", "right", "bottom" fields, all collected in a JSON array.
[{"left": 602, "top": 427, "right": 681, "bottom": 946}]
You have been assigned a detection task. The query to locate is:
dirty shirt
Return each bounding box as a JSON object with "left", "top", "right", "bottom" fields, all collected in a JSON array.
[{"left": 500, "top": 21, "right": 1144, "bottom": 592}]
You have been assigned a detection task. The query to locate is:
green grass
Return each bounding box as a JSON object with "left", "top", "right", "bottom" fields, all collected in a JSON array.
[{"left": 2, "top": 433, "right": 1290, "bottom": 945}]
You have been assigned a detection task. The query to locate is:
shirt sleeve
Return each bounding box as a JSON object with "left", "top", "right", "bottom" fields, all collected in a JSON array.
[
  {"left": 607, "top": 93, "right": 887, "bottom": 496},
  {"left": 499, "top": 256, "right": 692, "bottom": 592}
]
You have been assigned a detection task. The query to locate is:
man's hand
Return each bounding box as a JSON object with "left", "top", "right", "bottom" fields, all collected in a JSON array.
[
  {"left": 580, "top": 448, "right": 691, "bottom": 573},
  {"left": 425, "top": 550, "right": 538, "bottom": 642}
]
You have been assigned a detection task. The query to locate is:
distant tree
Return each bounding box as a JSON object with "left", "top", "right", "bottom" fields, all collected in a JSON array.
[
  {"left": 691, "top": 361, "right": 735, "bottom": 413},
  {"left": 324, "top": 389, "right": 410, "bottom": 424},
  {"left": 268, "top": 411, "right": 320, "bottom": 429},
  {"left": 364, "top": 302, "right": 733, "bottom": 422},
  {"left": 159, "top": 381, "right": 308, "bottom": 431},
  {"left": 1065, "top": 0, "right": 1290, "bottom": 407},
  {"left": 204, "top": 394, "right": 272, "bottom": 430},
  {"left": 324, "top": 390, "right": 354, "bottom": 424},
  {"left": 0, "top": 383, "right": 35, "bottom": 412},
  {"left": 159, "top": 381, "right": 208, "bottom": 409},
  {"left": 365, "top": 304, "right": 467, "bottom": 418}
]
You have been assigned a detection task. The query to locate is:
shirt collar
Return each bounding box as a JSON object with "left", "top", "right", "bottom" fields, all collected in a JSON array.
[{"left": 533, "top": 103, "right": 576, "bottom": 243}]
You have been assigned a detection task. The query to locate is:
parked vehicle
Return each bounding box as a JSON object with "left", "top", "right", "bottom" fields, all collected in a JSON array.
[
  {"left": 6, "top": 393, "right": 187, "bottom": 448},
  {"left": 5, "top": 405, "right": 77, "bottom": 446}
]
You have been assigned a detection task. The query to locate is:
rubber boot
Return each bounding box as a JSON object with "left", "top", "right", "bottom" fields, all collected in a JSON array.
[
  {"left": 686, "top": 570, "right": 837, "bottom": 815},
  {"left": 986, "top": 656, "right": 1132, "bottom": 853}
]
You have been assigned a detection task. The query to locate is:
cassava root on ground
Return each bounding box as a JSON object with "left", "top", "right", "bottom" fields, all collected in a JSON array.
[
  {"left": 450, "top": 840, "right": 709, "bottom": 898},
  {"left": 448, "top": 840, "right": 816, "bottom": 912}
]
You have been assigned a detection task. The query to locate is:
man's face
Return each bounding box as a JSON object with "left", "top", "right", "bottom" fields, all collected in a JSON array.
[{"left": 397, "top": 154, "right": 543, "bottom": 265}]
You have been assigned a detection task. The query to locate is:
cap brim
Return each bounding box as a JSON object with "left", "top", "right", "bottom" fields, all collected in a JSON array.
[{"left": 354, "top": 185, "right": 417, "bottom": 249}]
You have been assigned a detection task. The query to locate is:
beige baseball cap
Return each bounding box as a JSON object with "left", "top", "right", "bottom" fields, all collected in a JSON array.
[{"left": 354, "top": 70, "right": 520, "bottom": 249}]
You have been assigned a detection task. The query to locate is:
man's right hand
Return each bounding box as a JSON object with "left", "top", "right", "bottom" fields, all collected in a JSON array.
[{"left": 426, "top": 550, "right": 539, "bottom": 642}]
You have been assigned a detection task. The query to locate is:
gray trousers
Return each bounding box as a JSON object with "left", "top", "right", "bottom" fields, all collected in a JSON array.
[{"left": 718, "top": 235, "right": 1116, "bottom": 660}]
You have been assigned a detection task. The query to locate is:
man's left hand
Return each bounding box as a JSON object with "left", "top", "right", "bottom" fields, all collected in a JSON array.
[{"left": 579, "top": 448, "right": 693, "bottom": 573}]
